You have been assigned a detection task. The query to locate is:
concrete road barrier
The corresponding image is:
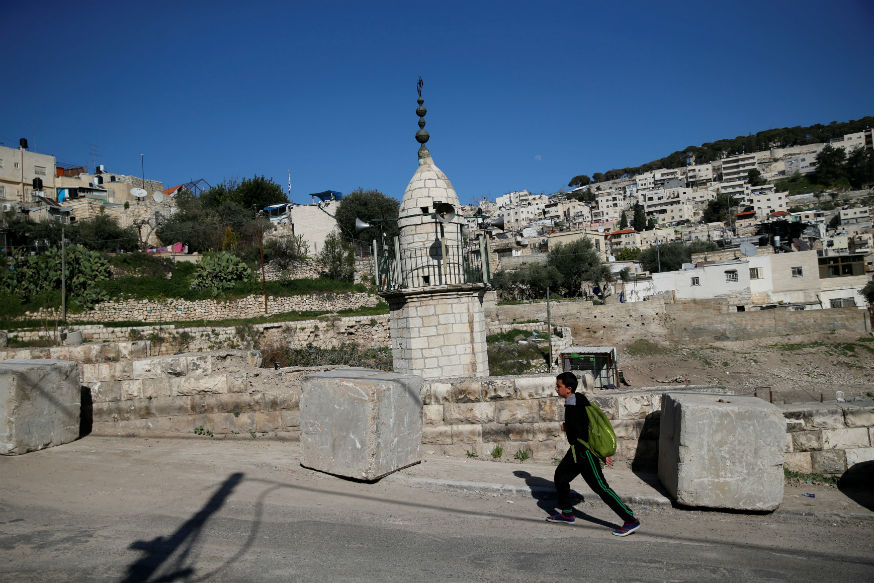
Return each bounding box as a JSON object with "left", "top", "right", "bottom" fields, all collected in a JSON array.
[
  {"left": 1, "top": 359, "right": 81, "bottom": 455},
  {"left": 658, "top": 392, "right": 785, "bottom": 511},
  {"left": 300, "top": 368, "right": 423, "bottom": 481}
]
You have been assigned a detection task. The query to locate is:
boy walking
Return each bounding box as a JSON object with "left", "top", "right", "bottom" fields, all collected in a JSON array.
[{"left": 547, "top": 372, "right": 640, "bottom": 536}]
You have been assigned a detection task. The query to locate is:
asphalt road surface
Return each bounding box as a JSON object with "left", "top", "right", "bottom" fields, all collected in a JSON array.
[{"left": 1, "top": 438, "right": 871, "bottom": 582}]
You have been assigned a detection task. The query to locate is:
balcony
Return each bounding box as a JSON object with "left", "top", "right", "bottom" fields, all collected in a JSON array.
[{"left": 374, "top": 237, "right": 491, "bottom": 294}]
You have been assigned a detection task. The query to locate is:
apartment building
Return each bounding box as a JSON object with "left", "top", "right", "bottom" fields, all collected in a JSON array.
[
  {"left": 721, "top": 153, "right": 757, "bottom": 183},
  {"left": 0, "top": 144, "right": 56, "bottom": 203},
  {"left": 685, "top": 163, "right": 714, "bottom": 187},
  {"left": 840, "top": 206, "right": 873, "bottom": 226},
  {"left": 829, "top": 129, "right": 872, "bottom": 153}
]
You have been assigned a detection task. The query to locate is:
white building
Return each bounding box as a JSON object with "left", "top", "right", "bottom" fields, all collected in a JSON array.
[{"left": 721, "top": 153, "right": 758, "bottom": 183}]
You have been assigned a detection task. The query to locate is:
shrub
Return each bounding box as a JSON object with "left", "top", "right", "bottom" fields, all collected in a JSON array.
[{"left": 190, "top": 252, "right": 253, "bottom": 295}]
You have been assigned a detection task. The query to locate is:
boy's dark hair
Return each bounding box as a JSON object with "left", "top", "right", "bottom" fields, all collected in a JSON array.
[{"left": 556, "top": 371, "right": 578, "bottom": 391}]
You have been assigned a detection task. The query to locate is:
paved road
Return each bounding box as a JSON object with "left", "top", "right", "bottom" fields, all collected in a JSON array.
[{"left": 1, "top": 437, "right": 872, "bottom": 582}]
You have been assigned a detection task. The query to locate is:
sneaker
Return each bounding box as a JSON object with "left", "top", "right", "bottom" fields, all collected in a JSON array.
[
  {"left": 546, "top": 512, "right": 575, "bottom": 524},
  {"left": 611, "top": 519, "right": 640, "bottom": 536}
]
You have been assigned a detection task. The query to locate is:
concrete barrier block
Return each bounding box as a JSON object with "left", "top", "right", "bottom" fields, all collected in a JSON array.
[
  {"left": 0, "top": 360, "right": 81, "bottom": 455},
  {"left": 300, "top": 368, "right": 423, "bottom": 481},
  {"left": 658, "top": 393, "right": 785, "bottom": 511}
]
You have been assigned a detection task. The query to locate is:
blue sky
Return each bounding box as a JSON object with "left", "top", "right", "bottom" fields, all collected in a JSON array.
[{"left": 2, "top": 0, "right": 872, "bottom": 204}]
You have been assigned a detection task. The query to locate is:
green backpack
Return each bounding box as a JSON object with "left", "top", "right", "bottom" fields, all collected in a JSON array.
[{"left": 577, "top": 402, "right": 617, "bottom": 459}]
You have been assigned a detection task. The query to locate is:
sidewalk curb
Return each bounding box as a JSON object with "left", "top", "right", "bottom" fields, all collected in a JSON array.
[{"left": 393, "top": 475, "right": 674, "bottom": 507}]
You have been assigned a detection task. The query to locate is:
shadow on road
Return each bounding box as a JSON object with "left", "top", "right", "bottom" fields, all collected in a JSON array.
[
  {"left": 838, "top": 461, "right": 873, "bottom": 511},
  {"left": 512, "top": 470, "right": 616, "bottom": 528},
  {"left": 122, "top": 472, "right": 244, "bottom": 583}
]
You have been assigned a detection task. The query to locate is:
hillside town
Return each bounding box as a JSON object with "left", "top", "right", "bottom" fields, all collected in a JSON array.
[{"left": 1, "top": 125, "right": 873, "bottom": 312}]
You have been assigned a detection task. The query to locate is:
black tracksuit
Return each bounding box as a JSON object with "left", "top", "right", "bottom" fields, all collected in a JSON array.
[{"left": 554, "top": 392, "right": 635, "bottom": 523}]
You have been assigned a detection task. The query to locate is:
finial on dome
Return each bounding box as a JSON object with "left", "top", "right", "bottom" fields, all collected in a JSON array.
[{"left": 415, "top": 76, "right": 430, "bottom": 159}]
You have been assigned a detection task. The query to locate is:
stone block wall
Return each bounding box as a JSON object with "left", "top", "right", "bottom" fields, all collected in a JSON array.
[
  {"left": 420, "top": 377, "right": 730, "bottom": 465},
  {"left": 7, "top": 315, "right": 391, "bottom": 355},
  {"left": 494, "top": 297, "right": 871, "bottom": 346},
  {"left": 388, "top": 288, "right": 489, "bottom": 379},
  {"left": 20, "top": 292, "right": 379, "bottom": 324},
  {"left": 83, "top": 350, "right": 314, "bottom": 439},
  {"left": 780, "top": 401, "right": 874, "bottom": 475}
]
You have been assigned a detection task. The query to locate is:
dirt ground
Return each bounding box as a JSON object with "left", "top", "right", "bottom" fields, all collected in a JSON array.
[{"left": 616, "top": 330, "right": 874, "bottom": 402}]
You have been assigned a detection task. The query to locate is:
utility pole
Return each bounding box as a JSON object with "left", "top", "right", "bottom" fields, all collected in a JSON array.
[
  {"left": 61, "top": 221, "right": 66, "bottom": 327},
  {"left": 546, "top": 287, "right": 552, "bottom": 372},
  {"left": 255, "top": 208, "right": 268, "bottom": 314}
]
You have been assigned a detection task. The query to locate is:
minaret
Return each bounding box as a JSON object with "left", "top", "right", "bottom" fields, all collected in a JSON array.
[{"left": 380, "top": 78, "right": 490, "bottom": 380}]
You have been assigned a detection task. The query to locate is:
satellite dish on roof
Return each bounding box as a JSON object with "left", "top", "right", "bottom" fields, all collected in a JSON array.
[
  {"left": 131, "top": 187, "right": 147, "bottom": 198},
  {"left": 152, "top": 191, "right": 165, "bottom": 203},
  {"left": 740, "top": 242, "right": 757, "bottom": 257}
]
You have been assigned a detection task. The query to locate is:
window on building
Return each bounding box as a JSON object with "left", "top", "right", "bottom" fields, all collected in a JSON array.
[
  {"left": 725, "top": 270, "right": 738, "bottom": 283},
  {"left": 690, "top": 277, "right": 700, "bottom": 286},
  {"left": 829, "top": 298, "right": 856, "bottom": 308},
  {"left": 749, "top": 267, "right": 762, "bottom": 279},
  {"left": 34, "top": 165, "right": 46, "bottom": 176},
  {"left": 791, "top": 266, "right": 803, "bottom": 278}
]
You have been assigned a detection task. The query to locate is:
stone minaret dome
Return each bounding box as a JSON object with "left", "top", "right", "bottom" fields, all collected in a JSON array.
[
  {"left": 396, "top": 78, "right": 466, "bottom": 289},
  {"left": 380, "top": 78, "right": 490, "bottom": 379}
]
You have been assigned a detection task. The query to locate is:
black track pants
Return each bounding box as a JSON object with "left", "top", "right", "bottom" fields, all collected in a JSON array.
[{"left": 553, "top": 445, "right": 635, "bottom": 523}]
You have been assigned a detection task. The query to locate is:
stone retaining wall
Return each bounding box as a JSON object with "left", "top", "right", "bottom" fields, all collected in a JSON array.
[
  {"left": 21, "top": 292, "right": 380, "bottom": 323},
  {"left": 495, "top": 298, "right": 872, "bottom": 345},
  {"left": 419, "top": 376, "right": 730, "bottom": 465},
  {"left": 7, "top": 315, "right": 392, "bottom": 355},
  {"left": 781, "top": 401, "right": 874, "bottom": 475}
]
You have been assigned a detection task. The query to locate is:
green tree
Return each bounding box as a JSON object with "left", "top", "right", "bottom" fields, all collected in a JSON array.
[
  {"left": 592, "top": 172, "right": 606, "bottom": 183},
  {"left": 156, "top": 189, "right": 223, "bottom": 252},
  {"left": 334, "top": 189, "right": 400, "bottom": 245},
  {"left": 815, "top": 145, "right": 847, "bottom": 185},
  {"left": 618, "top": 211, "right": 628, "bottom": 229},
  {"left": 547, "top": 238, "right": 612, "bottom": 296},
  {"left": 747, "top": 168, "right": 766, "bottom": 186},
  {"left": 491, "top": 262, "right": 562, "bottom": 301},
  {"left": 844, "top": 147, "right": 873, "bottom": 189},
  {"left": 631, "top": 202, "right": 647, "bottom": 231},
  {"left": 568, "top": 174, "right": 591, "bottom": 188},
  {"left": 318, "top": 232, "right": 355, "bottom": 282},
  {"left": 703, "top": 194, "right": 740, "bottom": 224},
  {"left": 613, "top": 247, "right": 641, "bottom": 261},
  {"left": 639, "top": 242, "right": 688, "bottom": 273},
  {"left": 233, "top": 175, "right": 288, "bottom": 210}
]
